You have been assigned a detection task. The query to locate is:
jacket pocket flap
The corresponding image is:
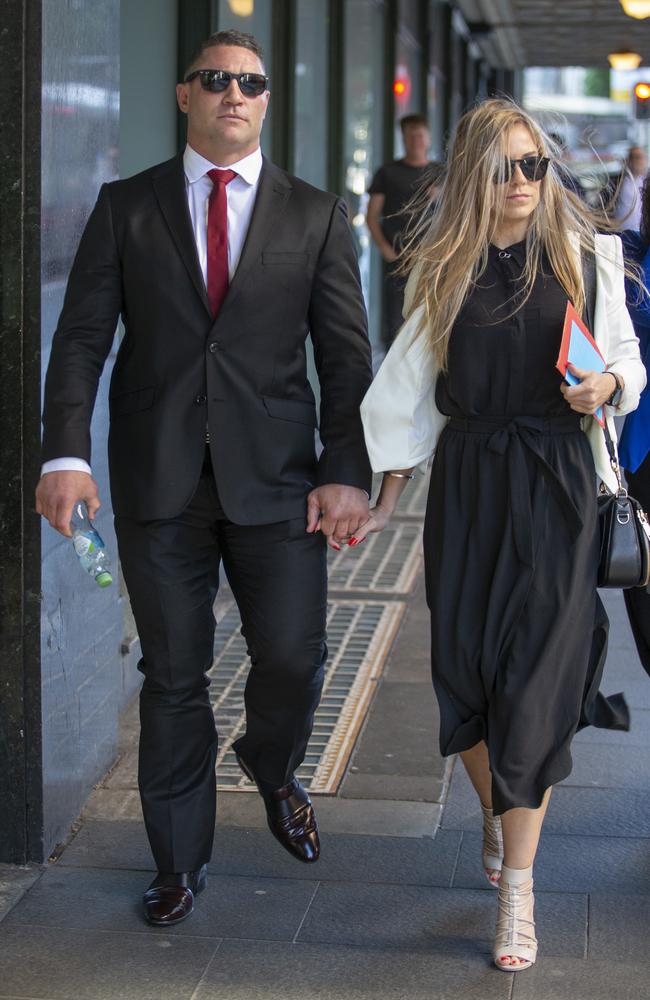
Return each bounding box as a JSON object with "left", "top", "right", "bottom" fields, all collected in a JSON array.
[
  {"left": 262, "top": 396, "right": 317, "bottom": 426},
  {"left": 262, "top": 252, "right": 310, "bottom": 265},
  {"left": 110, "top": 385, "right": 156, "bottom": 417}
]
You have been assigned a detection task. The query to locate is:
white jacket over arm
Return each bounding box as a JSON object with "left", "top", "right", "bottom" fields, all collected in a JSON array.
[{"left": 360, "top": 233, "right": 646, "bottom": 494}]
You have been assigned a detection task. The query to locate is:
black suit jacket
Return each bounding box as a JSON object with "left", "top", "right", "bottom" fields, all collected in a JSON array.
[{"left": 42, "top": 154, "right": 373, "bottom": 523}]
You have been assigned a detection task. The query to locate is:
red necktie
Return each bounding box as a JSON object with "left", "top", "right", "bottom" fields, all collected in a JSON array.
[{"left": 206, "top": 168, "right": 237, "bottom": 317}]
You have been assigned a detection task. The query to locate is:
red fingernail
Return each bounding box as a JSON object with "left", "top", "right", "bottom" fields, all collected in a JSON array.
[{"left": 348, "top": 537, "right": 358, "bottom": 546}]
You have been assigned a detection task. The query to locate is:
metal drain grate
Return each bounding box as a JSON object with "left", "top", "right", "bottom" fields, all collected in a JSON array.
[
  {"left": 327, "top": 522, "right": 422, "bottom": 595},
  {"left": 393, "top": 470, "right": 430, "bottom": 519},
  {"left": 369, "top": 469, "right": 430, "bottom": 520},
  {"left": 211, "top": 599, "right": 406, "bottom": 793}
]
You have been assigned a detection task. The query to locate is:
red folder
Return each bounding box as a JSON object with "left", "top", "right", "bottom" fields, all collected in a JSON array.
[{"left": 556, "top": 301, "right": 606, "bottom": 427}]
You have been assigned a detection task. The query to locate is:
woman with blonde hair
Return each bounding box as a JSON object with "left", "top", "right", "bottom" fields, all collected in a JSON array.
[{"left": 356, "top": 99, "right": 646, "bottom": 971}]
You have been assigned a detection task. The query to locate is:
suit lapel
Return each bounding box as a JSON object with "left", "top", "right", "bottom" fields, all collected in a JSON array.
[
  {"left": 220, "top": 158, "right": 292, "bottom": 315},
  {"left": 152, "top": 156, "right": 212, "bottom": 317}
]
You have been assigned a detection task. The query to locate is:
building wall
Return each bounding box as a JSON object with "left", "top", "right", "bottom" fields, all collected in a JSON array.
[{"left": 39, "top": 0, "right": 137, "bottom": 855}]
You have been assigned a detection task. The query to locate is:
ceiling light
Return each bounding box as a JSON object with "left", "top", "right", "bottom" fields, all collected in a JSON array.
[
  {"left": 608, "top": 49, "right": 643, "bottom": 70},
  {"left": 228, "top": 0, "right": 254, "bottom": 15},
  {"left": 619, "top": 0, "right": 650, "bottom": 19}
]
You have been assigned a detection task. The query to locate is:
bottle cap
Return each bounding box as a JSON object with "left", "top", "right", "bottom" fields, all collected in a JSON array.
[{"left": 95, "top": 571, "right": 113, "bottom": 588}]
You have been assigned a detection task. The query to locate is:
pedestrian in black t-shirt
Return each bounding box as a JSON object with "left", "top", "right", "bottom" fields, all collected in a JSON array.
[{"left": 366, "top": 114, "right": 442, "bottom": 348}]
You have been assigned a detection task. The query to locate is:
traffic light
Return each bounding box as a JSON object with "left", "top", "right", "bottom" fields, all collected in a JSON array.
[{"left": 634, "top": 81, "right": 650, "bottom": 119}]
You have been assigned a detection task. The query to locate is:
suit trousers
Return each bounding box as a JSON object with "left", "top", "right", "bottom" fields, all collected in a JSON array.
[{"left": 115, "top": 450, "right": 328, "bottom": 873}]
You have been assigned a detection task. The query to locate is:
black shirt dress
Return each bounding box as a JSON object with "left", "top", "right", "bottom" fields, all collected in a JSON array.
[{"left": 423, "top": 240, "right": 629, "bottom": 814}]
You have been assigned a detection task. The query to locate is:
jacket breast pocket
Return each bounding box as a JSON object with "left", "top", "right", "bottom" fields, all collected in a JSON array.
[
  {"left": 262, "top": 252, "right": 311, "bottom": 266},
  {"left": 110, "top": 385, "right": 156, "bottom": 418},
  {"left": 262, "top": 396, "right": 317, "bottom": 427}
]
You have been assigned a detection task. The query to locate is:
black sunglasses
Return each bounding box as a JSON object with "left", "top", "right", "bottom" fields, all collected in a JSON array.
[
  {"left": 184, "top": 69, "right": 269, "bottom": 98},
  {"left": 493, "top": 156, "right": 550, "bottom": 184}
]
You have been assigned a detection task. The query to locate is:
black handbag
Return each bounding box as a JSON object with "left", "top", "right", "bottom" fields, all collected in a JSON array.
[
  {"left": 597, "top": 422, "right": 650, "bottom": 589},
  {"left": 582, "top": 249, "right": 650, "bottom": 589}
]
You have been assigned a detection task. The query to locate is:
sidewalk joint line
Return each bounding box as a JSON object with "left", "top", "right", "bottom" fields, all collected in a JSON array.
[
  {"left": 189, "top": 938, "right": 224, "bottom": 1000},
  {"left": 292, "top": 881, "right": 321, "bottom": 943}
]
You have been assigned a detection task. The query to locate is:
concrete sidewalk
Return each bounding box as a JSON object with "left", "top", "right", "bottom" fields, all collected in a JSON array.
[{"left": 1, "top": 575, "right": 649, "bottom": 999}]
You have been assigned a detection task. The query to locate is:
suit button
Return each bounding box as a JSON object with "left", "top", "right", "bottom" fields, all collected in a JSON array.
[
  {"left": 195, "top": 394, "right": 207, "bottom": 404},
  {"left": 208, "top": 341, "right": 220, "bottom": 353}
]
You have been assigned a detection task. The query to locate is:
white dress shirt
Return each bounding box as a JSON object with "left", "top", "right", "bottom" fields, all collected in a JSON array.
[{"left": 42, "top": 144, "right": 264, "bottom": 477}]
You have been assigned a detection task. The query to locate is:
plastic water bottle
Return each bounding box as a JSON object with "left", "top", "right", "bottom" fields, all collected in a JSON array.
[{"left": 70, "top": 502, "right": 113, "bottom": 587}]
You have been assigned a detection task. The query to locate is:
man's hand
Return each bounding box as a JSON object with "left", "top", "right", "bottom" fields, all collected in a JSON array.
[
  {"left": 35, "top": 471, "right": 101, "bottom": 537},
  {"left": 561, "top": 364, "right": 621, "bottom": 415},
  {"left": 306, "top": 484, "right": 370, "bottom": 550}
]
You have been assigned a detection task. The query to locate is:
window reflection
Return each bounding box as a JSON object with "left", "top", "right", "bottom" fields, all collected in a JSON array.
[
  {"left": 344, "top": 0, "right": 386, "bottom": 348},
  {"left": 293, "top": 0, "right": 328, "bottom": 188},
  {"left": 217, "top": 0, "right": 273, "bottom": 157}
]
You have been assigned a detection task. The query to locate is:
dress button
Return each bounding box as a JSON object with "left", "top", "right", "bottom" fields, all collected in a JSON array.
[
  {"left": 208, "top": 341, "right": 220, "bottom": 354},
  {"left": 195, "top": 394, "right": 207, "bottom": 404}
]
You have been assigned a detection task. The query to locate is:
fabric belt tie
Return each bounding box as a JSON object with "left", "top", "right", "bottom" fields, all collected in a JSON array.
[{"left": 448, "top": 414, "right": 584, "bottom": 568}]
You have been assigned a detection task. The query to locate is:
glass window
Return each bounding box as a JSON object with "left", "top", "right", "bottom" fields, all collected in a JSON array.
[
  {"left": 293, "top": 0, "right": 328, "bottom": 188},
  {"left": 394, "top": 0, "right": 424, "bottom": 156},
  {"left": 427, "top": 0, "right": 447, "bottom": 160},
  {"left": 217, "top": 0, "right": 273, "bottom": 156},
  {"left": 344, "top": 0, "right": 386, "bottom": 351}
]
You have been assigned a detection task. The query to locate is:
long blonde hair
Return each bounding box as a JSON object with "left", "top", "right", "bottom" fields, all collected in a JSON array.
[{"left": 401, "top": 98, "right": 617, "bottom": 371}]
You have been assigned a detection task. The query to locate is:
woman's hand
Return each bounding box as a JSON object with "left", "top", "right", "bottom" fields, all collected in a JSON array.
[
  {"left": 347, "top": 502, "right": 393, "bottom": 547},
  {"left": 560, "top": 363, "right": 621, "bottom": 414}
]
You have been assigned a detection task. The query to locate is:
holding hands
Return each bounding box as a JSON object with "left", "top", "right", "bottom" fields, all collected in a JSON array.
[{"left": 308, "top": 469, "right": 415, "bottom": 550}]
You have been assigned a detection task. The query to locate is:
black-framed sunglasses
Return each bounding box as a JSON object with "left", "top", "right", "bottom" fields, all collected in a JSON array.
[
  {"left": 184, "top": 69, "right": 269, "bottom": 97},
  {"left": 493, "top": 156, "right": 550, "bottom": 184}
]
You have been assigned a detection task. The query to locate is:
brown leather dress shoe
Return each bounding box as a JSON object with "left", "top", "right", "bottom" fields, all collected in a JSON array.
[
  {"left": 142, "top": 865, "right": 207, "bottom": 926},
  {"left": 236, "top": 755, "right": 320, "bottom": 863}
]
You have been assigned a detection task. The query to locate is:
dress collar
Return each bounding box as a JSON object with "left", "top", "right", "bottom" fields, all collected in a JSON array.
[
  {"left": 489, "top": 238, "right": 527, "bottom": 267},
  {"left": 183, "top": 144, "right": 263, "bottom": 186}
]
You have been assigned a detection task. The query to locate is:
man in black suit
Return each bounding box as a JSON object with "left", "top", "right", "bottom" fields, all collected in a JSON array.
[{"left": 36, "top": 29, "right": 372, "bottom": 926}]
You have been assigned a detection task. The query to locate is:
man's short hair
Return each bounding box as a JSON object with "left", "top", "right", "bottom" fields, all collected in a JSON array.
[
  {"left": 184, "top": 30, "right": 265, "bottom": 79},
  {"left": 400, "top": 114, "right": 429, "bottom": 133}
]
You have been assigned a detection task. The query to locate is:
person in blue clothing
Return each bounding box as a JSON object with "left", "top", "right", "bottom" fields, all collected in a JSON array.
[{"left": 620, "top": 175, "right": 650, "bottom": 675}]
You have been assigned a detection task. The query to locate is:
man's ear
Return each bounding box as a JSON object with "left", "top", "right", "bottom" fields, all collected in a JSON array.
[{"left": 176, "top": 82, "right": 189, "bottom": 113}]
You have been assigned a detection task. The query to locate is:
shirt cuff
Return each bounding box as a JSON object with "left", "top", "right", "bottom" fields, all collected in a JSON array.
[{"left": 41, "top": 457, "right": 92, "bottom": 476}]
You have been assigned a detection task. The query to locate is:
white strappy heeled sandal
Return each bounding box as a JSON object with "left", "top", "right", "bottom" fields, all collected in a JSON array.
[
  {"left": 493, "top": 864, "right": 538, "bottom": 972},
  {"left": 480, "top": 803, "right": 503, "bottom": 886}
]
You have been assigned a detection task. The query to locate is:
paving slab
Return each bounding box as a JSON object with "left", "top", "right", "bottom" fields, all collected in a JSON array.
[
  {"left": 381, "top": 576, "right": 434, "bottom": 686},
  {"left": 215, "top": 791, "right": 442, "bottom": 837},
  {"left": 606, "top": 677, "right": 650, "bottom": 710},
  {"left": 208, "top": 828, "right": 461, "bottom": 886},
  {"left": 558, "top": 742, "right": 650, "bottom": 789},
  {"left": 340, "top": 772, "right": 445, "bottom": 802},
  {"left": 452, "top": 831, "right": 650, "bottom": 895},
  {"left": 509, "top": 956, "right": 649, "bottom": 1000},
  {"left": 441, "top": 763, "right": 650, "bottom": 838},
  {"left": 572, "top": 708, "right": 650, "bottom": 746},
  {"left": 0, "top": 864, "right": 43, "bottom": 923},
  {"left": 3, "top": 865, "right": 317, "bottom": 941},
  {"left": 58, "top": 820, "right": 462, "bottom": 887},
  {"left": 193, "top": 938, "right": 513, "bottom": 1000},
  {"left": 342, "top": 681, "right": 440, "bottom": 777},
  {"left": 297, "top": 882, "right": 586, "bottom": 958},
  {"left": 0, "top": 923, "right": 220, "bottom": 1000},
  {"left": 586, "top": 892, "right": 650, "bottom": 962}
]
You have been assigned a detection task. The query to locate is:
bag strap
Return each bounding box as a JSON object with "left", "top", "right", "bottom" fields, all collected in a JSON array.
[{"left": 580, "top": 245, "right": 624, "bottom": 494}]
